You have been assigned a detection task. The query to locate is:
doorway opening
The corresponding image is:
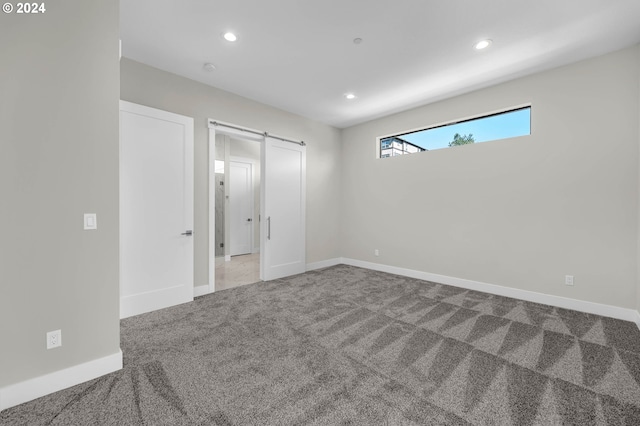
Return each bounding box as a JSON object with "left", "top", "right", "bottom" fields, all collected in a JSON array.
[
  {"left": 208, "top": 119, "right": 307, "bottom": 294},
  {"left": 214, "top": 133, "right": 261, "bottom": 291}
]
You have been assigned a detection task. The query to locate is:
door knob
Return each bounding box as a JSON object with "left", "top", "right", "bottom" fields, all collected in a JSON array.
[
  {"left": 247, "top": 218, "right": 252, "bottom": 222},
  {"left": 181, "top": 230, "right": 193, "bottom": 236}
]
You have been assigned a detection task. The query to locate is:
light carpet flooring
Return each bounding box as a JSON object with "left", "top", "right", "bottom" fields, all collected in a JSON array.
[{"left": 2, "top": 265, "right": 640, "bottom": 425}]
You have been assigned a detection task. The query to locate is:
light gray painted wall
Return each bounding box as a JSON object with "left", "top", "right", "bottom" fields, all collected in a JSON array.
[
  {"left": 0, "top": 1, "right": 120, "bottom": 387},
  {"left": 120, "top": 59, "right": 342, "bottom": 286},
  {"left": 638, "top": 45, "right": 640, "bottom": 315},
  {"left": 341, "top": 45, "right": 640, "bottom": 310}
]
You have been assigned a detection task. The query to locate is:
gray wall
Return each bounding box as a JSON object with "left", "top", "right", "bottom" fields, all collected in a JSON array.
[
  {"left": 0, "top": 0, "right": 120, "bottom": 387},
  {"left": 120, "top": 59, "right": 342, "bottom": 287},
  {"left": 341, "top": 46, "right": 640, "bottom": 310}
]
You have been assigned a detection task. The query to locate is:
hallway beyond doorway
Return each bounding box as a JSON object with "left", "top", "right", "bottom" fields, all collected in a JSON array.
[{"left": 215, "top": 253, "right": 260, "bottom": 291}]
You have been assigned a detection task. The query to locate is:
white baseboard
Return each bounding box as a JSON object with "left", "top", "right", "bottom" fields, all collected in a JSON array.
[
  {"left": 341, "top": 258, "right": 640, "bottom": 326},
  {"left": 306, "top": 258, "right": 342, "bottom": 271},
  {"left": 225, "top": 255, "right": 231, "bottom": 262},
  {"left": 194, "top": 284, "right": 213, "bottom": 297},
  {"left": 0, "top": 350, "right": 123, "bottom": 412},
  {"left": 120, "top": 286, "right": 192, "bottom": 319}
]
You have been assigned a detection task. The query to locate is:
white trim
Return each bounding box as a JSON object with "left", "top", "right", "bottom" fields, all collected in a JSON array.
[
  {"left": 225, "top": 255, "right": 231, "bottom": 262},
  {"left": 252, "top": 247, "right": 260, "bottom": 254},
  {"left": 341, "top": 258, "right": 640, "bottom": 326},
  {"left": 208, "top": 125, "right": 217, "bottom": 294},
  {"left": 259, "top": 131, "right": 266, "bottom": 281},
  {"left": 120, "top": 285, "right": 192, "bottom": 320},
  {"left": 0, "top": 350, "right": 123, "bottom": 411},
  {"left": 306, "top": 258, "right": 342, "bottom": 271},
  {"left": 194, "top": 285, "right": 212, "bottom": 298}
]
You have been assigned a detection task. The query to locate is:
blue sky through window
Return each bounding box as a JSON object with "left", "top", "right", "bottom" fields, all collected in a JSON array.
[{"left": 398, "top": 107, "right": 530, "bottom": 151}]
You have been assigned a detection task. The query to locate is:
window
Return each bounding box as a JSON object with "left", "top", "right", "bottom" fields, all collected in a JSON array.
[
  {"left": 380, "top": 137, "right": 426, "bottom": 158},
  {"left": 379, "top": 106, "right": 530, "bottom": 158}
]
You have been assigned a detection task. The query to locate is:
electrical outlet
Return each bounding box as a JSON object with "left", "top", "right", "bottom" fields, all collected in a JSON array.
[
  {"left": 374, "top": 249, "right": 379, "bottom": 256},
  {"left": 47, "top": 329, "right": 62, "bottom": 349},
  {"left": 565, "top": 275, "right": 574, "bottom": 286}
]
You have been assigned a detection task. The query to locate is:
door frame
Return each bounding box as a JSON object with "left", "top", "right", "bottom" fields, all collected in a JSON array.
[
  {"left": 229, "top": 156, "right": 255, "bottom": 257},
  {"left": 207, "top": 119, "right": 305, "bottom": 294},
  {"left": 208, "top": 122, "right": 263, "bottom": 294}
]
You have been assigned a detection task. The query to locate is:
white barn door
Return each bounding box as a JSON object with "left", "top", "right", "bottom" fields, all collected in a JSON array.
[
  {"left": 262, "top": 136, "right": 306, "bottom": 280},
  {"left": 120, "top": 101, "right": 194, "bottom": 318}
]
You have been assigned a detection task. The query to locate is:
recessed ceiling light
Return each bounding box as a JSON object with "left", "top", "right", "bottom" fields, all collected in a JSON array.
[
  {"left": 203, "top": 63, "right": 216, "bottom": 71},
  {"left": 345, "top": 93, "right": 356, "bottom": 100},
  {"left": 474, "top": 39, "right": 492, "bottom": 50},
  {"left": 223, "top": 32, "right": 237, "bottom": 42},
  {"left": 353, "top": 38, "right": 363, "bottom": 45}
]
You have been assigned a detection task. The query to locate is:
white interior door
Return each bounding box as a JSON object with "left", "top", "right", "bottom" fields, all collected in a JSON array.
[
  {"left": 262, "top": 136, "right": 306, "bottom": 280},
  {"left": 229, "top": 160, "right": 253, "bottom": 256},
  {"left": 120, "top": 101, "right": 194, "bottom": 318}
]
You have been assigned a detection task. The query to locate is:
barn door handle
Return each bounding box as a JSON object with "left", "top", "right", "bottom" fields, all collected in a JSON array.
[
  {"left": 267, "top": 217, "right": 271, "bottom": 240},
  {"left": 181, "top": 230, "right": 193, "bottom": 236}
]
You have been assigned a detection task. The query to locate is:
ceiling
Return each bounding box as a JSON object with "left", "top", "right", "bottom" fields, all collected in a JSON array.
[{"left": 120, "top": 0, "right": 640, "bottom": 129}]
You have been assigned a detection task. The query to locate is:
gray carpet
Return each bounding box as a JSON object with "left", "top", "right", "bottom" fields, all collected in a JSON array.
[{"left": 2, "top": 265, "right": 640, "bottom": 425}]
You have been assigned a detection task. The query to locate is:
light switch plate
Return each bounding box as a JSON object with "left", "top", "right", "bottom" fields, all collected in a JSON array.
[{"left": 84, "top": 213, "right": 97, "bottom": 230}]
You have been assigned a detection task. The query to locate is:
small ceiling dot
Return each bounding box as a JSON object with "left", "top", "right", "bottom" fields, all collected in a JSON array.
[
  {"left": 353, "top": 38, "right": 363, "bottom": 45},
  {"left": 203, "top": 63, "right": 216, "bottom": 71},
  {"left": 475, "top": 39, "right": 492, "bottom": 50}
]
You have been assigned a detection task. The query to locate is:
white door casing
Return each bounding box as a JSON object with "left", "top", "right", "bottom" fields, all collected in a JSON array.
[
  {"left": 229, "top": 160, "right": 253, "bottom": 256},
  {"left": 208, "top": 124, "right": 263, "bottom": 291},
  {"left": 262, "top": 135, "right": 306, "bottom": 281},
  {"left": 120, "top": 101, "right": 194, "bottom": 318}
]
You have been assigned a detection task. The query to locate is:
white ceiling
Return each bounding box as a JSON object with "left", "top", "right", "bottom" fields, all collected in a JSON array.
[{"left": 120, "top": 0, "right": 640, "bottom": 128}]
